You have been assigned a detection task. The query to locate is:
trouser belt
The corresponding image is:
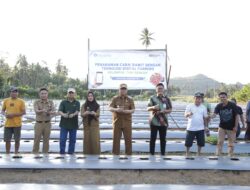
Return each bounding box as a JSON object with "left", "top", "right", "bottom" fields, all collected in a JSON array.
[{"left": 36, "top": 121, "right": 50, "bottom": 123}]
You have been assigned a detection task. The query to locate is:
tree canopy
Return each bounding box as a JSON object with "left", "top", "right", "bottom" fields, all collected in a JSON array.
[{"left": 139, "top": 28, "right": 155, "bottom": 49}]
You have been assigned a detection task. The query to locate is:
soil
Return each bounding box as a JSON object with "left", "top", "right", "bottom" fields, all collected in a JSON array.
[{"left": 0, "top": 169, "right": 249, "bottom": 185}]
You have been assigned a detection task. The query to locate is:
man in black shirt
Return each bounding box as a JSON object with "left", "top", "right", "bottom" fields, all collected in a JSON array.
[
  {"left": 211, "top": 92, "right": 239, "bottom": 157},
  {"left": 230, "top": 98, "right": 245, "bottom": 138}
]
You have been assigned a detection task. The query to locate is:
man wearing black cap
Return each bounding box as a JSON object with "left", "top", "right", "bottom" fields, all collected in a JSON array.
[
  {"left": 1, "top": 87, "right": 26, "bottom": 154},
  {"left": 185, "top": 92, "right": 208, "bottom": 157},
  {"left": 109, "top": 83, "right": 135, "bottom": 155},
  {"left": 147, "top": 83, "right": 172, "bottom": 156}
]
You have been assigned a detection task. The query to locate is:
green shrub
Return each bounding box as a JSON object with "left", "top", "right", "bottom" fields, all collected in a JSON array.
[{"left": 205, "top": 135, "right": 218, "bottom": 145}]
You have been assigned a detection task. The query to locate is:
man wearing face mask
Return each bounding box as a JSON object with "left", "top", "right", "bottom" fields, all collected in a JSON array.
[
  {"left": 147, "top": 83, "right": 172, "bottom": 156},
  {"left": 32, "top": 87, "right": 56, "bottom": 154},
  {"left": 109, "top": 83, "right": 135, "bottom": 155}
]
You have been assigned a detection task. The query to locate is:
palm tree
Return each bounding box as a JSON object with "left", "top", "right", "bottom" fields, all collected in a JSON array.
[{"left": 139, "top": 28, "right": 155, "bottom": 49}]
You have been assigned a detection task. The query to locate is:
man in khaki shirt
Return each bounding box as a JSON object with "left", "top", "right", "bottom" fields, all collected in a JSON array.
[
  {"left": 32, "top": 87, "right": 56, "bottom": 154},
  {"left": 109, "top": 83, "right": 135, "bottom": 155}
]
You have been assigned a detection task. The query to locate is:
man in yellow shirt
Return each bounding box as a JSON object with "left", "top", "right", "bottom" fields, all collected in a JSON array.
[{"left": 1, "top": 87, "right": 26, "bottom": 154}]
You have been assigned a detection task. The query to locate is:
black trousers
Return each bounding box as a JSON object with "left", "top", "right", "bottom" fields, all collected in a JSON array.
[
  {"left": 150, "top": 125, "right": 167, "bottom": 155},
  {"left": 245, "top": 122, "right": 250, "bottom": 140}
]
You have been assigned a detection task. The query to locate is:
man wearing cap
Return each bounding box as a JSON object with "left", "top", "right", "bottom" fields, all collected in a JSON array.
[
  {"left": 58, "top": 88, "right": 80, "bottom": 154},
  {"left": 109, "top": 83, "right": 135, "bottom": 155},
  {"left": 1, "top": 87, "right": 26, "bottom": 154},
  {"left": 32, "top": 87, "right": 56, "bottom": 154},
  {"left": 147, "top": 83, "right": 172, "bottom": 156},
  {"left": 184, "top": 92, "right": 208, "bottom": 157},
  {"left": 211, "top": 92, "right": 239, "bottom": 157}
]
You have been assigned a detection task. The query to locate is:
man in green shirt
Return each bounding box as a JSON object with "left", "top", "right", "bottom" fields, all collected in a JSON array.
[
  {"left": 147, "top": 83, "right": 172, "bottom": 155},
  {"left": 58, "top": 88, "right": 80, "bottom": 154}
]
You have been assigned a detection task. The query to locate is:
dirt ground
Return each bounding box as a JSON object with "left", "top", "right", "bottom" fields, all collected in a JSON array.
[{"left": 0, "top": 169, "right": 250, "bottom": 185}]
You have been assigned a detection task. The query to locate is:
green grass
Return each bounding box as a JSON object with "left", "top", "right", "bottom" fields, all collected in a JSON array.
[{"left": 205, "top": 135, "right": 218, "bottom": 145}]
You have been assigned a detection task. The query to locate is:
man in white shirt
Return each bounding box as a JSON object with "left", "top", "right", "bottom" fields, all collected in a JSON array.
[{"left": 184, "top": 92, "right": 208, "bottom": 157}]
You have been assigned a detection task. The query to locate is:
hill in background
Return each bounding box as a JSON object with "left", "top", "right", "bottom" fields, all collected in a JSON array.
[{"left": 169, "top": 74, "right": 222, "bottom": 95}]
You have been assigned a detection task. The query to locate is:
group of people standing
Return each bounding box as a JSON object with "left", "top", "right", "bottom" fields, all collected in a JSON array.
[
  {"left": 185, "top": 91, "right": 250, "bottom": 157},
  {"left": 1, "top": 84, "right": 250, "bottom": 157}
]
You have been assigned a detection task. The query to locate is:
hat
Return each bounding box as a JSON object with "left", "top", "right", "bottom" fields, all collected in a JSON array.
[
  {"left": 10, "top": 86, "right": 18, "bottom": 92},
  {"left": 119, "top": 83, "right": 127, "bottom": 89},
  {"left": 67, "top": 88, "right": 76, "bottom": 93},
  {"left": 194, "top": 92, "right": 202, "bottom": 97}
]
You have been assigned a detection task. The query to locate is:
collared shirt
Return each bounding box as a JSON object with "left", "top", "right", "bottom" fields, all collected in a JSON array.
[
  {"left": 59, "top": 99, "right": 80, "bottom": 129},
  {"left": 34, "top": 99, "right": 56, "bottom": 122},
  {"left": 2, "top": 97, "right": 25, "bottom": 127},
  {"left": 109, "top": 95, "right": 135, "bottom": 128},
  {"left": 148, "top": 95, "right": 172, "bottom": 127}
]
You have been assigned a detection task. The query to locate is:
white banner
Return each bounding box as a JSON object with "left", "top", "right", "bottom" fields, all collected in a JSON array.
[{"left": 88, "top": 50, "right": 166, "bottom": 89}]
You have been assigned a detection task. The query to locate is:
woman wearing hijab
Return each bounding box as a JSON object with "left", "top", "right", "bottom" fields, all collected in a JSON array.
[{"left": 81, "top": 91, "right": 101, "bottom": 154}]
